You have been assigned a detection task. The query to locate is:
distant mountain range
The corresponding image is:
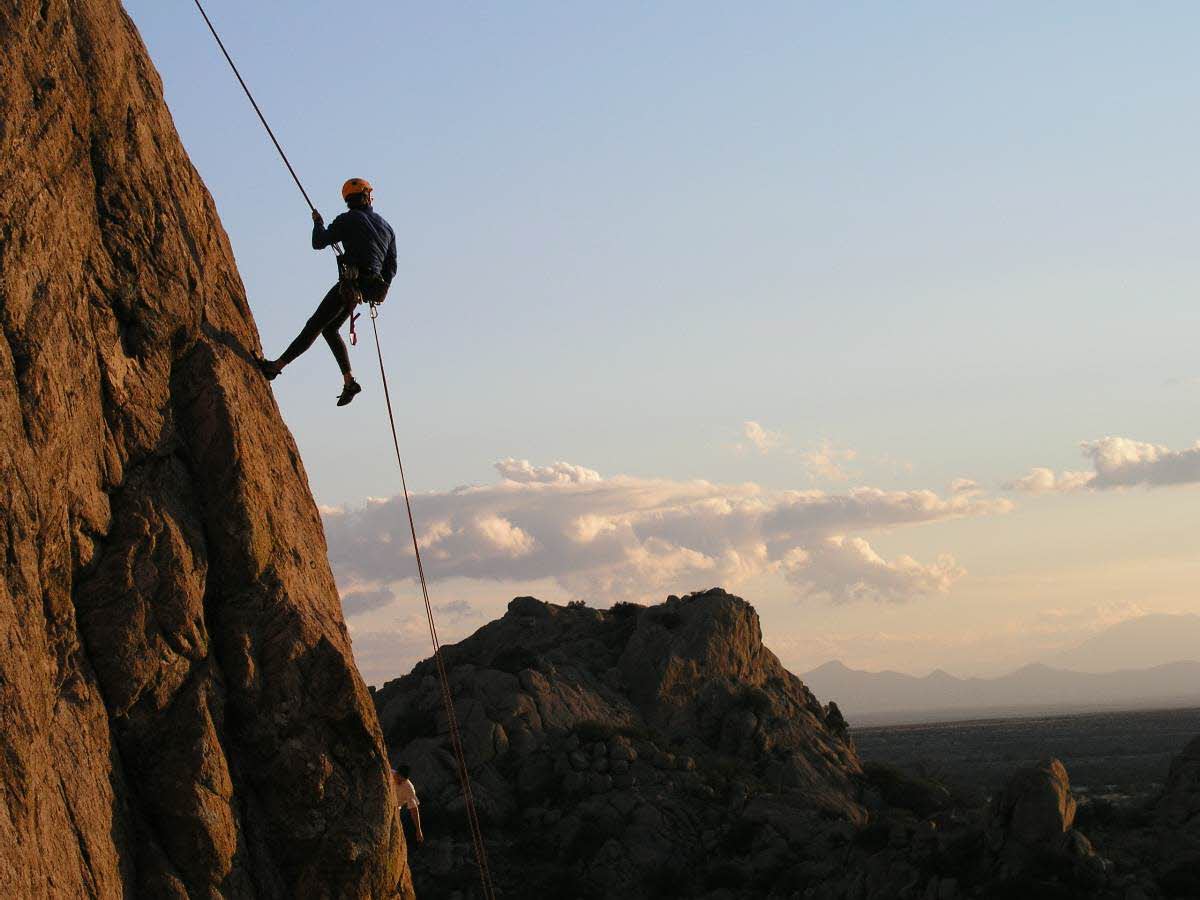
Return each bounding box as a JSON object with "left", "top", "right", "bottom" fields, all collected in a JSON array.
[
  {"left": 802, "top": 614, "right": 1200, "bottom": 724},
  {"left": 1046, "top": 613, "right": 1200, "bottom": 672}
]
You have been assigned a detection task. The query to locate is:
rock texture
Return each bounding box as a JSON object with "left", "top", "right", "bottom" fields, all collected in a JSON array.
[
  {"left": 0, "top": 2, "right": 410, "bottom": 896},
  {"left": 374, "top": 589, "right": 864, "bottom": 898},
  {"left": 375, "top": 588, "right": 1200, "bottom": 899}
]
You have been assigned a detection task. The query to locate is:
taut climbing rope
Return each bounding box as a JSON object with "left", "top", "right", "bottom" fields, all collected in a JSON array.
[{"left": 192, "top": 4, "right": 496, "bottom": 897}]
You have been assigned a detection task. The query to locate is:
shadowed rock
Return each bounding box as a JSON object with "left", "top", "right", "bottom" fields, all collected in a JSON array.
[
  {"left": 375, "top": 588, "right": 863, "bottom": 898},
  {"left": 989, "top": 757, "right": 1077, "bottom": 849}
]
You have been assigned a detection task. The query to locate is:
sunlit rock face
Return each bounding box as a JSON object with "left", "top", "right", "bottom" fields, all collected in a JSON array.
[{"left": 0, "top": 2, "right": 410, "bottom": 896}]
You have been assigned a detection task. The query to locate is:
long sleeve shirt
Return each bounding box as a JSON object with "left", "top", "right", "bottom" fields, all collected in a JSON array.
[{"left": 312, "top": 205, "right": 397, "bottom": 284}]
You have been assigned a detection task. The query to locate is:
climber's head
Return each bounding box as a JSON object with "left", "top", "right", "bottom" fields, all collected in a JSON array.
[
  {"left": 395, "top": 764, "right": 411, "bottom": 779},
  {"left": 341, "top": 177, "right": 372, "bottom": 208}
]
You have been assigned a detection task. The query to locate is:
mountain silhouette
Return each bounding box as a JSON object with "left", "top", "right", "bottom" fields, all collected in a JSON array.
[{"left": 802, "top": 658, "right": 1200, "bottom": 722}]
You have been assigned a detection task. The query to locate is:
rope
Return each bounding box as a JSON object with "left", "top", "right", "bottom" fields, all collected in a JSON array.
[
  {"left": 369, "top": 307, "right": 497, "bottom": 900},
  {"left": 191, "top": 0, "right": 316, "bottom": 211},
  {"left": 191, "top": 3, "right": 496, "bottom": 895},
  {"left": 191, "top": 0, "right": 343, "bottom": 254}
]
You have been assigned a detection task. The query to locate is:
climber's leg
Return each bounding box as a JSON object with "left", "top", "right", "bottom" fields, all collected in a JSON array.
[
  {"left": 260, "top": 283, "right": 344, "bottom": 378},
  {"left": 321, "top": 305, "right": 354, "bottom": 377},
  {"left": 319, "top": 296, "right": 362, "bottom": 406}
]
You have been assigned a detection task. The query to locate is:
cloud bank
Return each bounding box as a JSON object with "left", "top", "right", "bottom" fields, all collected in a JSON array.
[
  {"left": 1007, "top": 436, "right": 1200, "bottom": 494},
  {"left": 324, "top": 460, "right": 1011, "bottom": 604}
]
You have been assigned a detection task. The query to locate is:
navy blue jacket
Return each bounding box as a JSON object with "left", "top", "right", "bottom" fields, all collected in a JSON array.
[{"left": 312, "top": 205, "right": 397, "bottom": 284}]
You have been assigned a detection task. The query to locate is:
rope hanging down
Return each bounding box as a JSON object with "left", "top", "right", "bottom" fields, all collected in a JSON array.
[
  {"left": 370, "top": 308, "right": 497, "bottom": 898},
  {"left": 191, "top": 4, "right": 496, "bottom": 897}
]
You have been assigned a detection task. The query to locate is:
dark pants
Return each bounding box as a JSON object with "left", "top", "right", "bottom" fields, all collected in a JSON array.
[{"left": 278, "top": 282, "right": 354, "bottom": 375}]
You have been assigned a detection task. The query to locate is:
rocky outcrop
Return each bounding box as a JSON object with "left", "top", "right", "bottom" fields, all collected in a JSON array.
[
  {"left": 0, "top": 2, "right": 409, "bottom": 896},
  {"left": 375, "top": 587, "right": 1200, "bottom": 900},
  {"left": 1149, "top": 736, "right": 1200, "bottom": 897},
  {"left": 988, "top": 758, "right": 1077, "bottom": 850},
  {"left": 1158, "top": 735, "right": 1200, "bottom": 830},
  {"left": 984, "top": 758, "right": 1109, "bottom": 890},
  {"left": 374, "top": 589, "right": 864, "bottom": 898}
]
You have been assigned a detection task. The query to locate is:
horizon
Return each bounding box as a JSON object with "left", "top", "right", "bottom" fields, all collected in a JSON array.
[{"left": 125, "top": 1, "right": 1199, "bottom": 688}]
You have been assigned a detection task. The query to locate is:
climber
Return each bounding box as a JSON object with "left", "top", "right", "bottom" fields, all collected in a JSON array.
[
  {"left": 258, "top": 178, "right": 397, "bottom": 406},
  {"left": 393, "top": 764, "right": 424, "bottom": 845}
]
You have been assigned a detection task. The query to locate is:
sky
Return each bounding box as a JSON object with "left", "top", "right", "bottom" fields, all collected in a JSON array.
[{"left": 125, "top": 1, "right": 1199, "bottom": 686}]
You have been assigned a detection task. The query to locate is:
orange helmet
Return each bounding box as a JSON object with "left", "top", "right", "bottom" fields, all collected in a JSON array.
[{"left": 341, "top": 177, "right": 373, "bottom": 201}]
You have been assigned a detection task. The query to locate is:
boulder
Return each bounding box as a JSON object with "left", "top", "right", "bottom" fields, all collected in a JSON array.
[{"left": 990, "top": 757, "right": 1076, "bottom": 848}]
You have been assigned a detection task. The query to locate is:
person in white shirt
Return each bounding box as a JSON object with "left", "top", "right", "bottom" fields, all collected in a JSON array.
[{"left": 392, "top": 764, "right": 424, "bottom": 845}]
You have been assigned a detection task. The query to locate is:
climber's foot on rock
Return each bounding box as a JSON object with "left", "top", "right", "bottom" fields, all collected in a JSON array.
[
  {"left": 337, "top": 379, "right": 362, "bottom": 407},
  {"left": 259, "top": 358, "right": 283, "bottom": 381}
]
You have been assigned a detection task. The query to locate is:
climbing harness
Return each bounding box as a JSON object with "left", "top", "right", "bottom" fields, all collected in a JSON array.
[
  {"left": 191, "top": 4, "right": 496, "bottom": 897},
  {"left": 336, "top": 256, "right": 364, "bottom": 346}
]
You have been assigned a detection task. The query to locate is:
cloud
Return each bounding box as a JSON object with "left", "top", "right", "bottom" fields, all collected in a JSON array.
[
  {"left": 495, "top": 458, "right": 601, "bottom": 484},
  {"left": 1007, "top": 436, "right": 1200, "bottom": 493},
  {"left": 1085, "top": 436, "right": 1200, "bottom": 488},
  {"left": 780, "top": 536, "right": 964, "bottom": 604},
  {"left": 1034, "top": 600, "right": 1147, "bottom": 633},
  {"left": 804, "top": 439, "right": 857, "bottom": 482},
  {"left": 323, "top": 459, "right": 1010, "bottom": 604},
  {"left": 436, "top": 599, "right": 478, "bottom": 620},
  {"left": 340, "top": 587, "right": 396, "bottom": 618},
  {"left": 1004, "top": 467, "right": 1095, "bottom": 495},
  {"left": 729, "top": 423, "right": 857, "bottom": 481},
  {"left": 740, "top": 421, "right": 784, "bottom": 455}
]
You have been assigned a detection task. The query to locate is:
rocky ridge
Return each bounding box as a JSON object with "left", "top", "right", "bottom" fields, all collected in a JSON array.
[
  {"left": 375, "top": 589, "right": 1200, "bottom": 899},
  {"left": 374, "top": 589, "right": 865, "bottom": 898},
  {"left": 0, "top": 2, "right": 409, "bottom": 896}
]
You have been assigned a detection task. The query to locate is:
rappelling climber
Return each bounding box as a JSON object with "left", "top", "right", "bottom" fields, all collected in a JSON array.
[{"left": 258, "top": 177, "right": 397, "bottom": 406}]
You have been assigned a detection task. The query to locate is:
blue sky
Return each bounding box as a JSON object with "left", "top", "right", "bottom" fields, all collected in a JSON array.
[{"left": 126, "top": 2, "right": 1199, "bottom": 683}]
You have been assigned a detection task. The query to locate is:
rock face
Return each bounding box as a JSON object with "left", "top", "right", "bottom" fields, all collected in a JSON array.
[
  {"left": 374, "top": 589, "right": 864, "bottom": 898},
  {"left": 0, "top": 2, "right": 410, "bottom": 897}
]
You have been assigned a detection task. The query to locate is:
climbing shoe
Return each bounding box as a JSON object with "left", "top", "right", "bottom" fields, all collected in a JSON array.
[
  {"left": 258, "top": 358, "right": 283, "bottom": 381},
  {"left": 336, "top": 379, "right": 362, "bottom": 407}
]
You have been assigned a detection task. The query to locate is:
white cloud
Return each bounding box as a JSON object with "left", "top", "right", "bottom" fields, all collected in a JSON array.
[
  {"left": 804, "top": 439, "right": 857, "bottom": 482},
  {"left": 1085, "top": 436, "right": 1200, "bottom": 488},
  {"left": 780, "top": 535, "right": 964, "bottom": 604},
  {"left": 474, "top": 514, "right": 537, "bottom": 556},
  {"left": 1004, "top": 466, "right": 1095, "bottom": 495},
  {"left": 495, "top": 458, "right": 601, "bottom": 484},
  {"left": 741, "top": 420, "right": 784, "bottom": 455},
  {"left": 1007, "top": 436, "right": 1200, "bottom": 493},
  {"left": 323, "top": 459, "right": 1010, "bottom": 604}
]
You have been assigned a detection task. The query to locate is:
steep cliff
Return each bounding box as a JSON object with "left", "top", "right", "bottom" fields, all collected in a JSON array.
[{"left": 0, "top": 2, "right": 410, "bottom": 896}]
